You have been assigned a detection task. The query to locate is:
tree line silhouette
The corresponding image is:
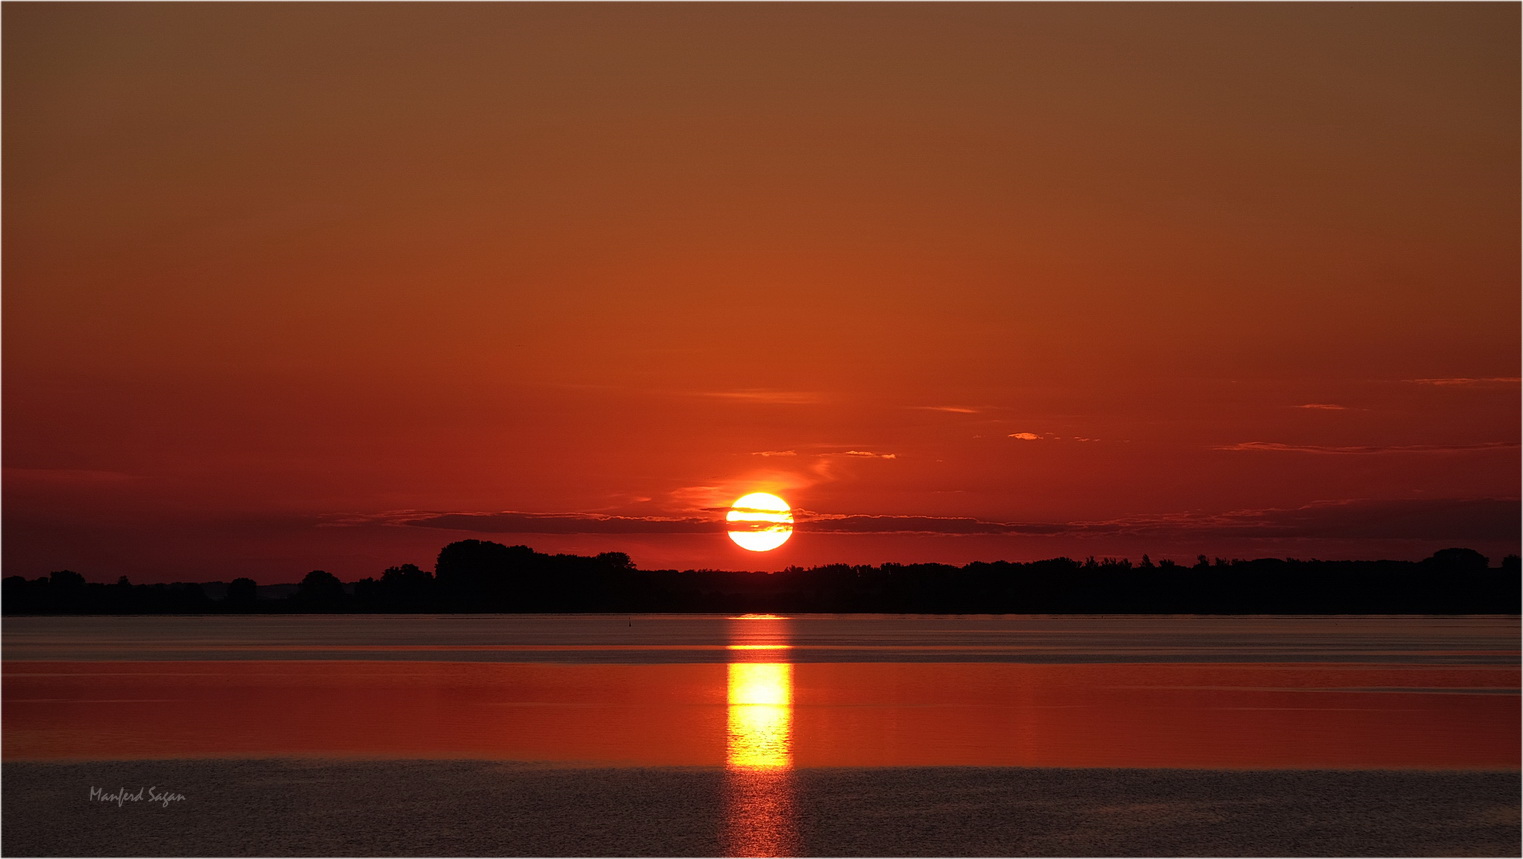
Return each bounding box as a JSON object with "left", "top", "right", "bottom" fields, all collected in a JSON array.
[{"left": 3, "top": 540, "right": 1517, "bottom": 615}]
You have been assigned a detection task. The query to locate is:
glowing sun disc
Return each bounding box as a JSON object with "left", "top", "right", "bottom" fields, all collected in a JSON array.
[{"left": 726, "top": 492, "right": 794, "bottom": 552}]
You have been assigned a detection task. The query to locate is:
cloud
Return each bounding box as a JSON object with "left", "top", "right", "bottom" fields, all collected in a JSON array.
[
  {"left": 797, "top": 512, "right": 1060, "bottom": 535},
  {"left": 347, "top": 507, "right": 791, "bottom": 536},
  {"left": 1214, "top": 441, "right": 1518, "bottom": 454},
  {"left": 1405, "top": 377, "right": 1520, "bottom": 387},
  {"left": 334, "top": 510, "right": 719, "bottom": 534},
  {"left": 912, "top": 406, "right": 979, "bottom": 414},
  {"left": 800, "top": 497, "right": 1519, "bottom": 542},
  {"left": 840, "top": 450, "right": 897, "bottom": 459},
  {"left": 1152, "top": 498, "right": 1521, "bottom": 541},
  {"left": 1007, "top": 432, "right": 1101, "bottom": 441},
  {"left": 696, "top": 390, "right": 823, "bottom": 405},
  {"left": 1296, "top": 403, "right": 1349, "bottom": 410},
  {"left": 751, "top": 450, "right": 797, "bottom": 457},
  {"left": 333, "top": 497, "right": 1519, "bottom": 545}
]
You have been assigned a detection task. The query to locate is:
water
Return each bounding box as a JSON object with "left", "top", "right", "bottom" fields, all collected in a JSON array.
[
  {"left": 5, "top": 613, "right": 1518, "bottom": 663},
  {"left": 5, "top": 614, "right": 1517, "bottom": 769}
]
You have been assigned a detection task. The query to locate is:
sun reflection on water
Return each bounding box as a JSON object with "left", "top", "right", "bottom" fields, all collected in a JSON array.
[
  {"left": 727, "top": 662, "right": 792, "bottom": 769},
  {"left": 723, "top": 616, "right": 797, "bottom": 857}
]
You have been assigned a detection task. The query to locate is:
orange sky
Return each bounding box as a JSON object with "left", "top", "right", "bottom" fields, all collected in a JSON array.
[{"left": 5, "top": 4, "right": 1519, "bottom": 583}]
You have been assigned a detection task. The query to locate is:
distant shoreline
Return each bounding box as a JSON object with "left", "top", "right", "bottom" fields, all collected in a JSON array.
[{"left": 6, "top": 541, "right": 1519, "bottom": 615}]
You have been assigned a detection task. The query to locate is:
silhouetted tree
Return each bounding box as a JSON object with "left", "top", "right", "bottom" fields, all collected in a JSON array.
[
  {"left": 435, "top": 540, "right": 534, "bottom": 608},
  {"left": 226, "top": 577, "right": 258, "bottom": 608},
  {"left": 49, "top": 569, "right": 85, "bottom": 590},
  {"left": 352, "top": 576, "right": 381, "bottom": 606},
  {"left": 176, "top": 582, "right": 209, "bottom": 610},
  {"left": 1423, "top": 548, "right": 1489, "bottom": 574},
  {"left": 597, "top": 552, "right": 634, "bottom": 571},
  {"left": 297, "top": 570, "right": 344, "bottom": 609},
  {"left": 380, "top": 563, "right": 435, "bottom": 609},
  {"left": 3, "top": 575, "right": 36, "bottom": 610}
]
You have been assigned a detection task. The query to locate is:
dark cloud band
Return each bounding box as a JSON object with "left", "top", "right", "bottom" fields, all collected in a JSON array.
[{"left": 344, "top": 497, "right": 1517, "bottom": 544}]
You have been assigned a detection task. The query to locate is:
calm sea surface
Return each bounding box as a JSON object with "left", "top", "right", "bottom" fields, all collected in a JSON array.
[{"left": 4, "top": 614, "right": 1517, "bottom": 769}]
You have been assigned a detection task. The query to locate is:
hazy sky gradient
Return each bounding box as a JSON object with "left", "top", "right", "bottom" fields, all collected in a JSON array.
[{"left": 5, "top": 4, "right": 1518, "bottom": 582}]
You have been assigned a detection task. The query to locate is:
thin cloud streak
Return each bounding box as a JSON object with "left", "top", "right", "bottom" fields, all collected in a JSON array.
[
  {"left": 799, "top": 498, "right": 1519, "bottom": 542},
  {"left": 1215, "top": 441, "right": 1519, "bottom": 454},
  {"left": 1405, "top": 377, "right": 1520, "bottom": 386},
  {"left": 694, "top": 390, "right": 825, "bottom": 405},
  {"left": 797, "top": 513, "right": 1031, "bottom": 535},
  {"left": 331, "top": 510, "right": 720, "bottom": 534}
]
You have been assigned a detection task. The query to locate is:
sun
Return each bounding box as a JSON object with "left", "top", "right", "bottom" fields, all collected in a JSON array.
[{"left": 726, "top": 492, "right": 794, "bottom": 552}]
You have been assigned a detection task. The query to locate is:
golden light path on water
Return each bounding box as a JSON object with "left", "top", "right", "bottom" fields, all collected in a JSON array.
[
  {"left": 724, "top": 615, "right": 797, "bottom": 857},
  {"left": 727, "top": 663, "right": 793, "bottom": 769}
]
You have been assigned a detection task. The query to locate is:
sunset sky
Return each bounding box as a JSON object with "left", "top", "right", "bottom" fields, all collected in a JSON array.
[{"left": 5, "top": 3, "right": 1518, "bottom": 583}]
